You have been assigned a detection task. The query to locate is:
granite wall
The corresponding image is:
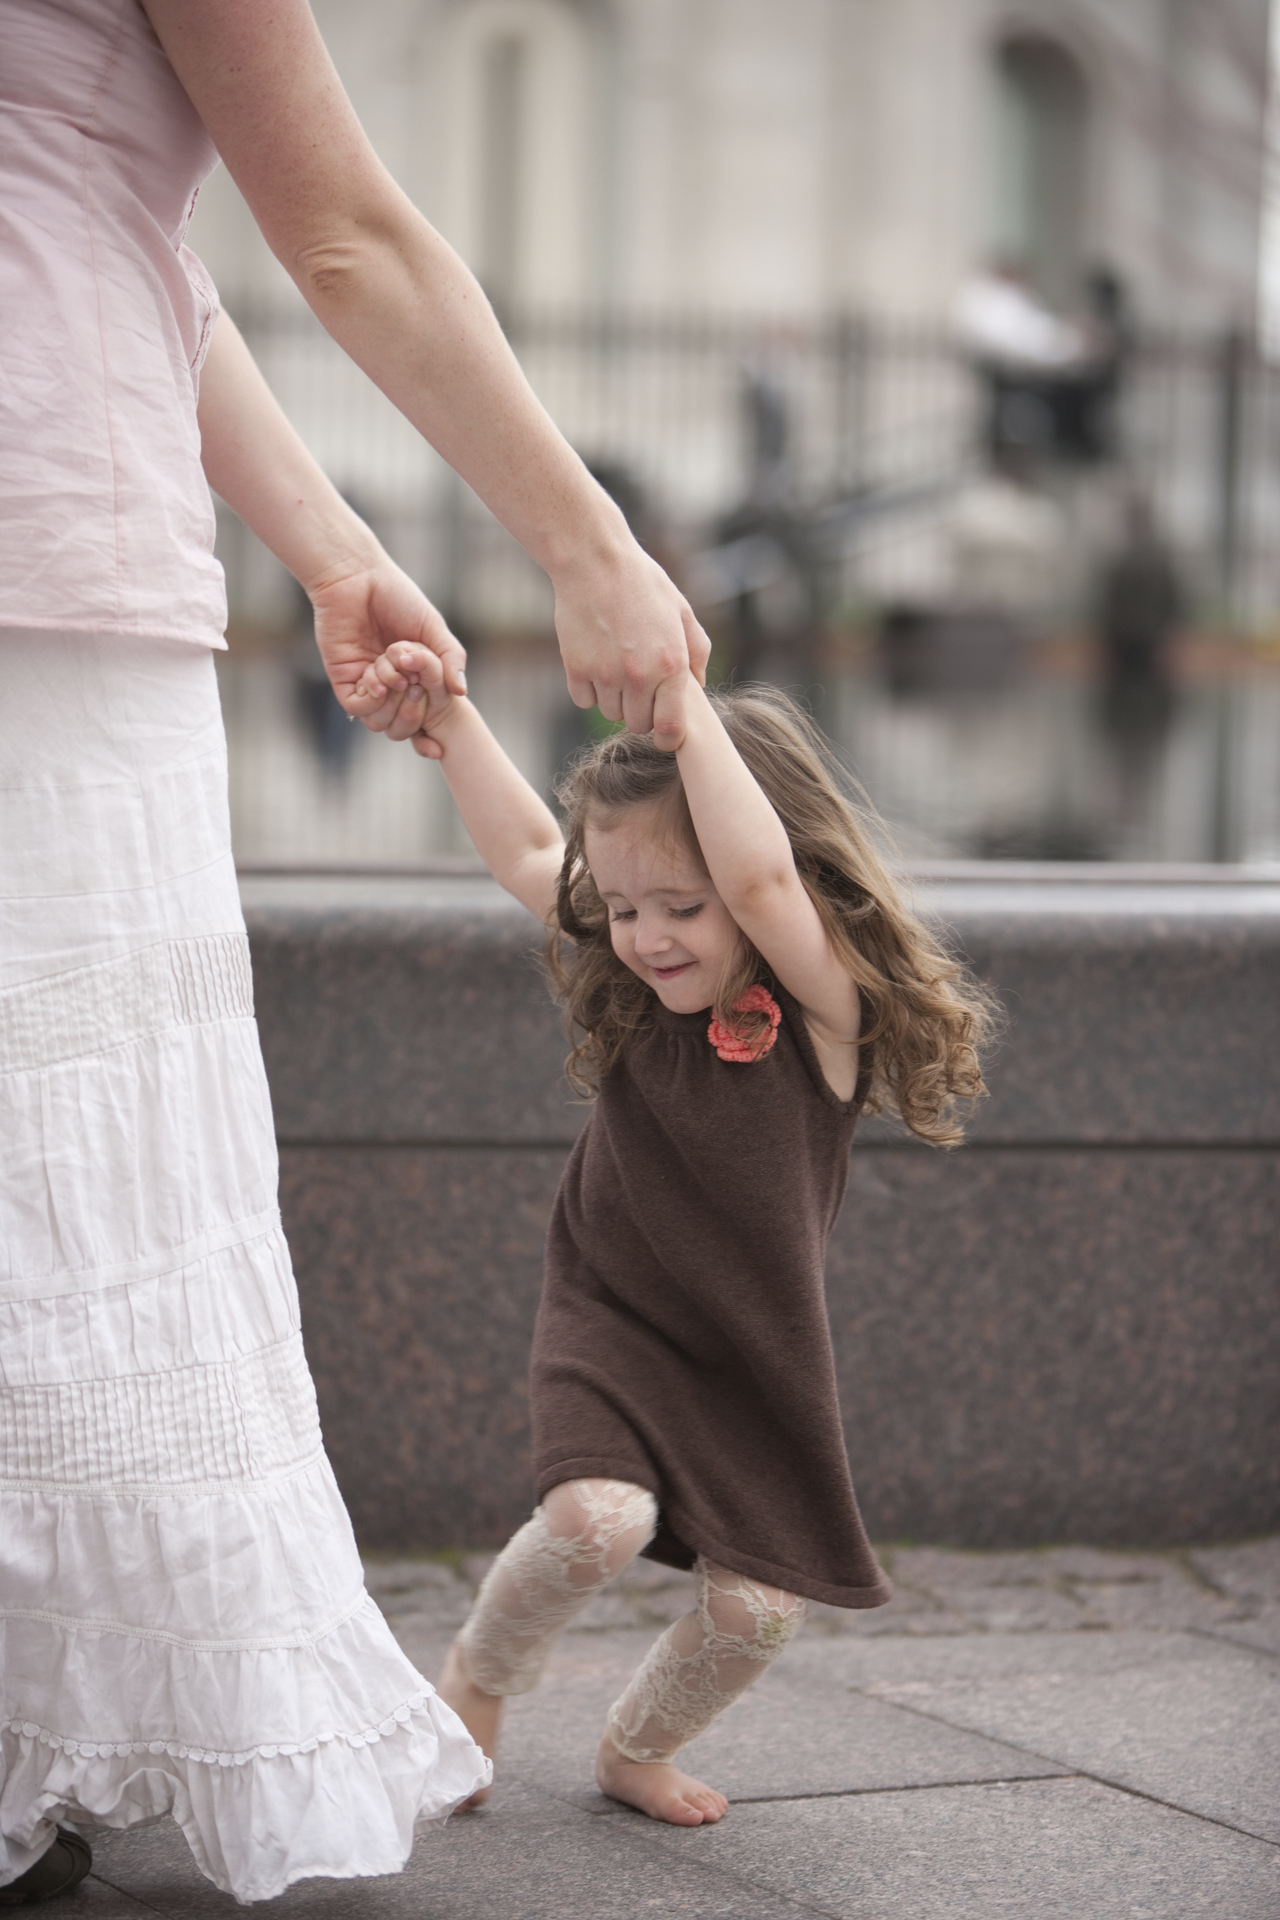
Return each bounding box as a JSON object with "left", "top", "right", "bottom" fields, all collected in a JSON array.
[{"left": 241, "top": 866, "right": 1280, "bottom": 1552}]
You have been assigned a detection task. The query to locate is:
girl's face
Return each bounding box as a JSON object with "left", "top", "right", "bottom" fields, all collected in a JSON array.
[{"left": 584, "top": 805, "right": 742, "bottom": 1014}]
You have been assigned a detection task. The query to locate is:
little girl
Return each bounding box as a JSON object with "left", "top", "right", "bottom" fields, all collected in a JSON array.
[{"left": 374, "top": 646, "right": 992, "bottom": 1827}]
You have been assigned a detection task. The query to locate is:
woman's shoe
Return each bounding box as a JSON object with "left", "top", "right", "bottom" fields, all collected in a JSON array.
[{"left": 0, "top": 1831, "right": 92, "bottom": 1906}]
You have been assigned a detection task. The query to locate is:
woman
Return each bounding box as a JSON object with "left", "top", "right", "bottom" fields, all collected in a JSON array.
[{"left": 0, "top": 0, "right": 707, "bottom": 1902}]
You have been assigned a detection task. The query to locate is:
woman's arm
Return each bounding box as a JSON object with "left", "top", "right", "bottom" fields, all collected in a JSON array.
[
  {"left": 675, "top": 686, "right": 860, "bottom": 1054},
  {"left": 142, "top": 0, "right": 707, "bottom": 748},
  {"left": 198, "top": 311, "right": 461, "bottom": 734}
]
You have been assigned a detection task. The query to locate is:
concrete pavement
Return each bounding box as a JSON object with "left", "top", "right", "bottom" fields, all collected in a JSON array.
[{"left": 80, "top": 1537, "right": 1280, "bottom": 1918}]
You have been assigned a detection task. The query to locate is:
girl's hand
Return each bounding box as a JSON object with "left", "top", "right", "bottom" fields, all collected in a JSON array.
[
  {"left": 353, "top": 639, "right": 458, "bottom": 760},
  {"left": 312, "top": 562, "right": 466, "bottom": 743}
]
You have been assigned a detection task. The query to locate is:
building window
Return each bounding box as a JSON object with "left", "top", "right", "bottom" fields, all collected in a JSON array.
[
  {"left": 479, "top": 34, "right": 526, "bottom": 307},
  {"left": 441, "top": 0, "right": 593, "bottom": 310},
  {"left": 991, "top": 34, "right": 1090, "bottom": 309}
]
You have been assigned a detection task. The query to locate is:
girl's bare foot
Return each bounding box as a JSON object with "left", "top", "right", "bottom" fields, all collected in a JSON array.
[
  {"left": 595, "top": 1733, "right": 728, "bottom": 1826},
  {"left": 437, "top": 1639, "right": 503, "bottom": 1808}
]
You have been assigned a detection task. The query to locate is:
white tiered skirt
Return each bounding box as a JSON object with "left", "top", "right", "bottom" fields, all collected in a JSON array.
[{"left": 0, "top": 631, "right": 489, "bottom": 1903}]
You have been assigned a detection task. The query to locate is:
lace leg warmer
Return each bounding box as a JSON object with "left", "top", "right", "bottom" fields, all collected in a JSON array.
[
  {"left": 606, "top": 1557, "right": 806, "bottom": 1763},
  {"left": 457, "top": 1479, "right": 658, "bottom": 1696}
]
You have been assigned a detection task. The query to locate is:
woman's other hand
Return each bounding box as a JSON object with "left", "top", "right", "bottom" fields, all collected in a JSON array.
[
  {"left": 552, "top": 537, "right": 710, "bottom": 752},
  {"left": 313, "top": 562, "right": 465, "bottom": 742},
  {"left": 194, "top": 310, "right": 458, "bottom": 743}
]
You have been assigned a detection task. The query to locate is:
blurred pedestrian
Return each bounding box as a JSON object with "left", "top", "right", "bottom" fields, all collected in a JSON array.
[
  {"left": 1097, "top": 493, "right": 1182, "bottom": 734},
  {"left": 0, "top": 0, "right": 706, "bottom": 1903},
  {"left": 954, "top": 258, "right": 1127, "bottom": 466}
]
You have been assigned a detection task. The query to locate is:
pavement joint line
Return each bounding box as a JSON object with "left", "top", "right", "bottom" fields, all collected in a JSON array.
[
  {"left": 724, "top": 1771, "right": 1075, "bottom": 1806},
  {"left": 511, "top": 1782, "right": 849, "bottom": 1920},
  {"left": 835, "top": 1620, "right": 1275, "bottom": 1646},
  {"left": 1183, "top": 1623, "right": 1280, "bottom": 1663},
  {"left": 841, "top": 1685, "right": 1280, "bottom": 1849},
  {"left": 1176, "top": 1549, "right": 1231, "bottom": 1598},
  {"left": 618, "top": 1822, "right": 850, "bottom": 1920},
  {"left": 85, "top": 1871, "right": 169, "bottom": 1914}
]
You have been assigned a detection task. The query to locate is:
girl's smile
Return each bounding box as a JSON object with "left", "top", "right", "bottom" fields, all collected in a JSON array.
[{"left": 584, "top": 809, "right": 742, "bottom": 1013}]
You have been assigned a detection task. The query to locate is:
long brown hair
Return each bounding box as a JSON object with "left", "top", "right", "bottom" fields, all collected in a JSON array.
[{"left": 547, "top": 685, "right": 997, "bottom": 1146}]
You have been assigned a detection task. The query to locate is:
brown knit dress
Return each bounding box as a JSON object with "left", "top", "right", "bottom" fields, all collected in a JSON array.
[{"left": 529, "top": 983, "right": 891, "bottom": 1611}]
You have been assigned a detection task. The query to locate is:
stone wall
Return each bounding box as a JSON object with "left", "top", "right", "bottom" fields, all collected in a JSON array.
[{"left": 242, "top": 866, "right": 1280, "bottom": 1551}]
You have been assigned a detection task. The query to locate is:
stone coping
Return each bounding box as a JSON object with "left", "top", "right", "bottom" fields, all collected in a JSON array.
[{"left": 241, "top": 867, "right": 1280, "bottom": 1146}]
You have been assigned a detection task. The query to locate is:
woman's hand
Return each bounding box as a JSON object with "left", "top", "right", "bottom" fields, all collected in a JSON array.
[
  {"left": 194, "top": 310, "right": 461, "bottom": 742},
  {"left": 552, "top": 540, "right": 711, "bottom": 751},
  {"left": 312, "top": 561, "right": 466, "bottom": 743}
]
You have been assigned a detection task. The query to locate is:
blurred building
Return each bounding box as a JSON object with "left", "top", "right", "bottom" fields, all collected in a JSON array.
[
  {"left": 192, "top": 0, "right": 1268, "bottom": 328},
  {"left": 190, "top": 1, "right": 1280, "bottom": 875}
]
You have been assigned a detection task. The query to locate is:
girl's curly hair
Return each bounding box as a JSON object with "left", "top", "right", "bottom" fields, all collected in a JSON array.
[{"left": 546, "top": 685, "right": 998, "bottom": 1146}]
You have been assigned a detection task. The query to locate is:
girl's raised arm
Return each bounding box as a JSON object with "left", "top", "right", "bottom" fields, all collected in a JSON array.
[
  {"left": 388, "top": 653, "right": 564, "bottom": 925},
  {"left": 675, "top": 687, "right": 860, "bottom": 1062}
]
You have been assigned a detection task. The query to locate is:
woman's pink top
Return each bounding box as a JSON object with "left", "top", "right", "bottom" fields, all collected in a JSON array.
[{"left": 0, "top": 0, "right": 227, "bottom": 647}]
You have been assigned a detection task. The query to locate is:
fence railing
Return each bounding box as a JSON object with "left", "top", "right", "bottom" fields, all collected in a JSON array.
[
  {"left": 223, "top": 303, "right": 1280, "bottom": 635},
  {"left": 216, "top": 305, "right": 1280, "bottom": 869}
]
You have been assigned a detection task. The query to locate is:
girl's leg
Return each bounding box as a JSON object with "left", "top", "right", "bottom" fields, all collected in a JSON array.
[
  {"left": 596, "top": 1557, "right": 806, "bottom": 1826},
  {"left": 437, "top": 1478, "right": 658, "bottom": 1802}
]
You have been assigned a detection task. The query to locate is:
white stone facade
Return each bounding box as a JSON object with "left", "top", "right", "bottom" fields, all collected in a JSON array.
[{"left": 191, "top": 0, "right": 1268, "bottom": 329}]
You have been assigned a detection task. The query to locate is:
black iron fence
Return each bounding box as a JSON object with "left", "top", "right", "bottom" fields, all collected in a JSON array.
[
  {"left": 216, "top": 305, "right": 1280, "bottom": 869},
  {"left": 223, "top": 303, "right": 1280, "bottom": 636}
]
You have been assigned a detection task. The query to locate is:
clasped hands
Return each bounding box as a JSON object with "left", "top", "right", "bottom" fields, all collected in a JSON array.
[{"left": 313, "top": 547, "right": 709, "bottom": 753}]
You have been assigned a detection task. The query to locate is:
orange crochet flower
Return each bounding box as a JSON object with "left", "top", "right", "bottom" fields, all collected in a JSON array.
[{"left": 707, "top": 985, "right": 782, "bottom": 1063}]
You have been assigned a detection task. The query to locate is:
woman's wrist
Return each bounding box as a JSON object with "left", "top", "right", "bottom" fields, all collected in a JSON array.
[
  {"left": 298, "top": 517, "right": 385, "bottom": 603},
  {"left": 538, "top": 490, "right": 636, "bottom": 592}
]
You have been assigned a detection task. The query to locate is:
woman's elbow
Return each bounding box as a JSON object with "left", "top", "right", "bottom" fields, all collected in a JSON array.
[
  {"left": 285, "top": 196, "right": 413, "bottom": 310},
  {"left": 290, "top": 234, "right": 373, "bottom": 308}
]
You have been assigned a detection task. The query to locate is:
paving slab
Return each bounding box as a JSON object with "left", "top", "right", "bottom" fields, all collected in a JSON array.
[
  {"left": 1188, "top": 1537, "right": 1280, "bottom": 1655},
  {"left": 370, "top": 1535, "right": 1280, "bottom": 1647},
  {"left": 376, "top": 1560, "right": 1067, "bottom": 1812},
  {"left": 475, "top": 1634, "right": 1065, "bottom": 1815},
  {"left": 638, "top": 1777, "right": 1280, "bottom": 1920},
  {"left": 63, "top": 1540, "right": 1280, "bottom": 1916},
  {"left": 378, "top": 1546, "right": 1280, "bottom": 1835},
  {"left": 87, "top": 1782, "right": 814, "bottom": 1920},
  {"left": 835, "top": 1628, "right": 1280, "bottom": 1841},
  {"left": 362, "top": 1558, "right": 475, "bottom": 1638},
  {"left": 806, "top": 1540, "right": 1280, "bottom": 1638},
  {"left": 72, "top": 1878, "right": 155, "bottom": 1915}
]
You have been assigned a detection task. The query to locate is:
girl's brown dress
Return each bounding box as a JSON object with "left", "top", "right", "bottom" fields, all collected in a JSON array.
[{"left": 530, "top": 985, "right": 892, "bottom": 1610}]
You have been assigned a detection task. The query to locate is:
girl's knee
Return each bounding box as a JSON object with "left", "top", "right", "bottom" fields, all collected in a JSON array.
[
  {"left": 541, "top": 1478, "right": 658, "bottom": 1573},
  {"left": 697, "top": 1560, "right": 807, "bottom": 1650}
]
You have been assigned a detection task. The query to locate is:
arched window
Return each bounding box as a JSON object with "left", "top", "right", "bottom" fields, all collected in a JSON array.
[
  {"left": 990, "top": 34, "right": 1090, "bottom": 309},
  {"left": 440, "top": 0, "right": 594, "bottom": 310}
]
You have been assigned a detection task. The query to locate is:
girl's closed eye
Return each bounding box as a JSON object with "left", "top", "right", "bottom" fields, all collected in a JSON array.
[{"left": 672, "top": 905, "right": 703, "bottom": 920}]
